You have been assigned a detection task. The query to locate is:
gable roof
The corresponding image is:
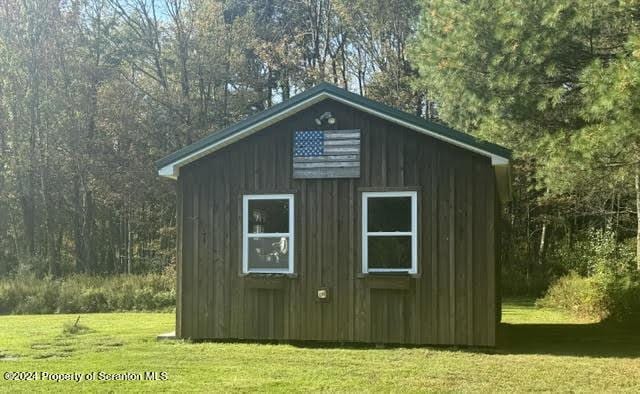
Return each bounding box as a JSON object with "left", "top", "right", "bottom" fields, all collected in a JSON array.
[
  {"left": 157, "top": 83, "right": 510, "bottom": 174},
  {"left": 156, "top": 83, "right": 511, "bottom": 200}
]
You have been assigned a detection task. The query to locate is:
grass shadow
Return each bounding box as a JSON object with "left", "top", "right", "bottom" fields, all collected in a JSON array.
[
  {"left": 497, "top": 321, "right": 640, "bottom": 358},
  {"left": 189, "top": 323, "right": 640, "bottom": 358}
]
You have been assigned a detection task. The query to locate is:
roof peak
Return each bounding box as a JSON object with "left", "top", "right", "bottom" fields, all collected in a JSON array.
[{"left": 156, "top": 83, "right": 511, "bottom": 176}]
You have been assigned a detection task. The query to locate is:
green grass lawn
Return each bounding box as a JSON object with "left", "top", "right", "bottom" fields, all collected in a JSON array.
[{"left": 0, "top": 300, "right": 639, "bottom": 392}]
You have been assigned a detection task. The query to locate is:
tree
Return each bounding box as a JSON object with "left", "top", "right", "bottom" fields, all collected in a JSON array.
[
  {"left": 544, "top": 35, "right": 640, "bottom": 270},
  {"left": 411, "top": 0, "right": 640, "bottom": 281},
  {"left": 0, "top": 0, "right": 425, "bottom": 277}
]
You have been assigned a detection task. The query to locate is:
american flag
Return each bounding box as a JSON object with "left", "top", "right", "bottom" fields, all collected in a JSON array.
[{"left": 292, "top": 130, "right": 361, "bottom": 179}]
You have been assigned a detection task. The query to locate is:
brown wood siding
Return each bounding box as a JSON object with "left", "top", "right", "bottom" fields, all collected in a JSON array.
[{"left": 175, "top": 98, "right": 498, "bottom": 346}]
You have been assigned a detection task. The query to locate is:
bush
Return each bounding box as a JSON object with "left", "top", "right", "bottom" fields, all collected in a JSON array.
[
  {"left": 595, "top": 268, "right": 640, "bottom": 322},
  {"left": 0, "top": 274, "right": 60, "bottom": 314},
  {"left": 153, "top": 290, "right": 175, "bottom": 311},
  {"left": 536, "top": 273, "right": 607, "bottom": 320},
  {"left": 58, "top": 279, "right": 83, "bottom": 313},
  {"left": 134, "top": 287, "right": 156, "bottom": 310},
  {"left": 537, "top": 269, "right": 640, "bottom": 322},
  {"left": 0, "top": 269, "right": 176, "bottom": 315},
  {"left": 80, "top": 288, "right": 110, "bottom": 313}
]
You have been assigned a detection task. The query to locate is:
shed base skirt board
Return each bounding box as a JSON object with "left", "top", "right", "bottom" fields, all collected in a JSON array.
[{"left": 171, "top": 337, "right": 496, "bottom": 347}]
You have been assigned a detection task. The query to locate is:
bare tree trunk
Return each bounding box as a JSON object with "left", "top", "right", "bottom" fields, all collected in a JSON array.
[
  {"left": 127, "top": 206, "right": 132, "bottom": 274},
  {"left": 72, "top": 175, "right": 85, "bottom": 272},
  {"left": 282, "top": 76, "right": 290, "bottom": 100},
  {"left": 167, "top": 0, "right": 192, "bottom": 141},
  {"left": 41, "top": 136, "right": 60, "bottom": 277},
  {"left": 415, "top": 94, "right": 423, "bottom": 117},
  {"left": 266, "top": 68, "right": 273, "bottom": 108},
  {"left": 19, "top": 181, "right": 36, "bottom": 257},
  {"left": 340, "top": 43, "right": 348, "bottom": 89},
  {"left": 223, "top": 32, "right": 231, "bottom": 124},
  {"left": 331, "top": 58, "right": 338, "bottom": 84},
  {"left": 538, "top": 222, "right": 547, "bottom": 265},
  {"left": 636, "top": 164, "right": 640, "bottom": 271}
]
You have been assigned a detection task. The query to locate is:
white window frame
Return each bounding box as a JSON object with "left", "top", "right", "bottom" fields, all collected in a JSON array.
[
  {"left": 242, "top": 194, "right": 295, "bottom": 274},
  {"left": 362, "top": 191, "right": 418, "bottom": 274}
]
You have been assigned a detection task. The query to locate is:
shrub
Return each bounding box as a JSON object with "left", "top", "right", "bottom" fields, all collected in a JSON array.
[
  {"left": 153, "top": 290, "right": 175, "bottom": 311},
  {"left": 58, "top": 280, "right": 83, "bottom": 313},
  {"left": 80, "top": 288, "right": 110, "bottom": 313},
  {"left": 0, "top": 269, "right": 176, "bottom": 315},
  {"left": 0, "top": 274, "right": 60, "bottom": 314},
  {"left": 537, "top": 269, "right": 640, "bottom": 322},
  {"left": 595, "top": 269, "right": 640, "bottom": 322},
  {"left": 536, "top": 273, "right": 607, "bottom": 320},
  {"left": 15, "top": 295, "right": 47, "bottom": 315},
  {"left": 134, "top": 287, "right": 156, "bottom": 310}
]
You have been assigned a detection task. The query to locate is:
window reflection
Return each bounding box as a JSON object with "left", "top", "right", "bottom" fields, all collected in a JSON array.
[
  {"left": 248, "top": 237, "right": 290, "bottom": 270},
  {"left": 248, "top": 199, "right": 289, "bottom": 233}
]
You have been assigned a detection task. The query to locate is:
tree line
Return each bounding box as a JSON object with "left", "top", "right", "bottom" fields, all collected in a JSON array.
[
  {"left": 1, "top": 0, "right": 639, "bottom": 293},
  {"left": 0, "top": 0, "right": 427, "bottom": 276}
]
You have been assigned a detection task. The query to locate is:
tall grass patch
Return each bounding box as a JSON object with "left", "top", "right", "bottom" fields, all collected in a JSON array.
[{"left": 0, "top": 266, "right": 175, "bottom": 315}]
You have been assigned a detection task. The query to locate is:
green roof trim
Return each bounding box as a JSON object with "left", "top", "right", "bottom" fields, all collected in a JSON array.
[{"left": 155, "top": 82, "right": 511, "bottom": 171}]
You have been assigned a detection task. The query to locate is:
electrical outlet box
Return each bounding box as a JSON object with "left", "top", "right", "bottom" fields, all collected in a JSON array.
[{"left": 317, "top": 287, "right": 329, "bottom": 302}]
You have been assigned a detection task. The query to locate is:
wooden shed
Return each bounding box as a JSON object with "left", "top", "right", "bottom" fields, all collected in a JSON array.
[{"left": 156, "top": 83, "right": 511, "bottom": 346}]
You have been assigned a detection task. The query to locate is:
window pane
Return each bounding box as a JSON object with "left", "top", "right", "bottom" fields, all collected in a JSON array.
[
  {"left": 367, "top": 197, "right": 411, "bottom": 232},
  {"left": 248, "top": 199, "right": 289, "bottom": 233},
  {"left": 367, "top": 236, "right": 411, "bottom": 269},
  {"left": 247, "top": 237, "right": 290, "bottom": 270}
]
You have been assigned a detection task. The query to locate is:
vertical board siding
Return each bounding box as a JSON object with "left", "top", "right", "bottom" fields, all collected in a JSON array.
[
  {"left": 175, "top": 176, "right": 184, "bottom": 337},
  {"left": 176, "top": 99, "right": 498, "bottom": 346},
  {"left": 181, "top": 171, "right": 193, "bottom": 338}
]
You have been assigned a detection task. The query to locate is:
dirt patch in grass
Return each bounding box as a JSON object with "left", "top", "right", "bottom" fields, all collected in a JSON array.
[
  {"left": 0, "top": 352, "right": 19, "bottom": 361},
  {"left": 62, "top": 316, "right": 91, "bottom": 335},
  {"left": 30, "top": 343, "right": 52, "bottom": 350},
  {"left": 98, "top": 341, "right": 123, "bottom": 347}
]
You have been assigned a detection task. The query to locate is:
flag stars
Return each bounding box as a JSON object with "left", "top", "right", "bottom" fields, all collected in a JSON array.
[{"left": 294, "top": 130, "right": 324, "bottom": 157}]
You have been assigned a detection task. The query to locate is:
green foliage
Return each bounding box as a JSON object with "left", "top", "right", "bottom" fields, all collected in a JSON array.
[
  {"left": 603, "top": 273, "right": 640, "bottom": 322},
  {"left": 503, "top": 228, "right": 637, "bottom": 297},
  {"left": 539, "top": 34, "right": 640, "bottom": 206},
  {"left": 0, "top": 268, "right": 175, "bottom": 315},
  {"left": 538, "top": 252, "right": 640, "bottom": 322},
  {"left": 536, "top": 273, "right": 607, "bottom": 320},
  {"left": 593, "top": 258, "right": 640, "bottom": 322},
  {"left": 79, "top": 288, "right": 110, "bottom": 313},
  {"left": 500, "top": 261, "right": 550, "bottom": 297},
  {"left": 412, "top": 0, "right": 640, "bottom": 295},
  {"left": 546, "top": 230, "right": 636, "bottom": 276},
  {"left": 412, "top": 0, "right": 636, "bottom": 139}
]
